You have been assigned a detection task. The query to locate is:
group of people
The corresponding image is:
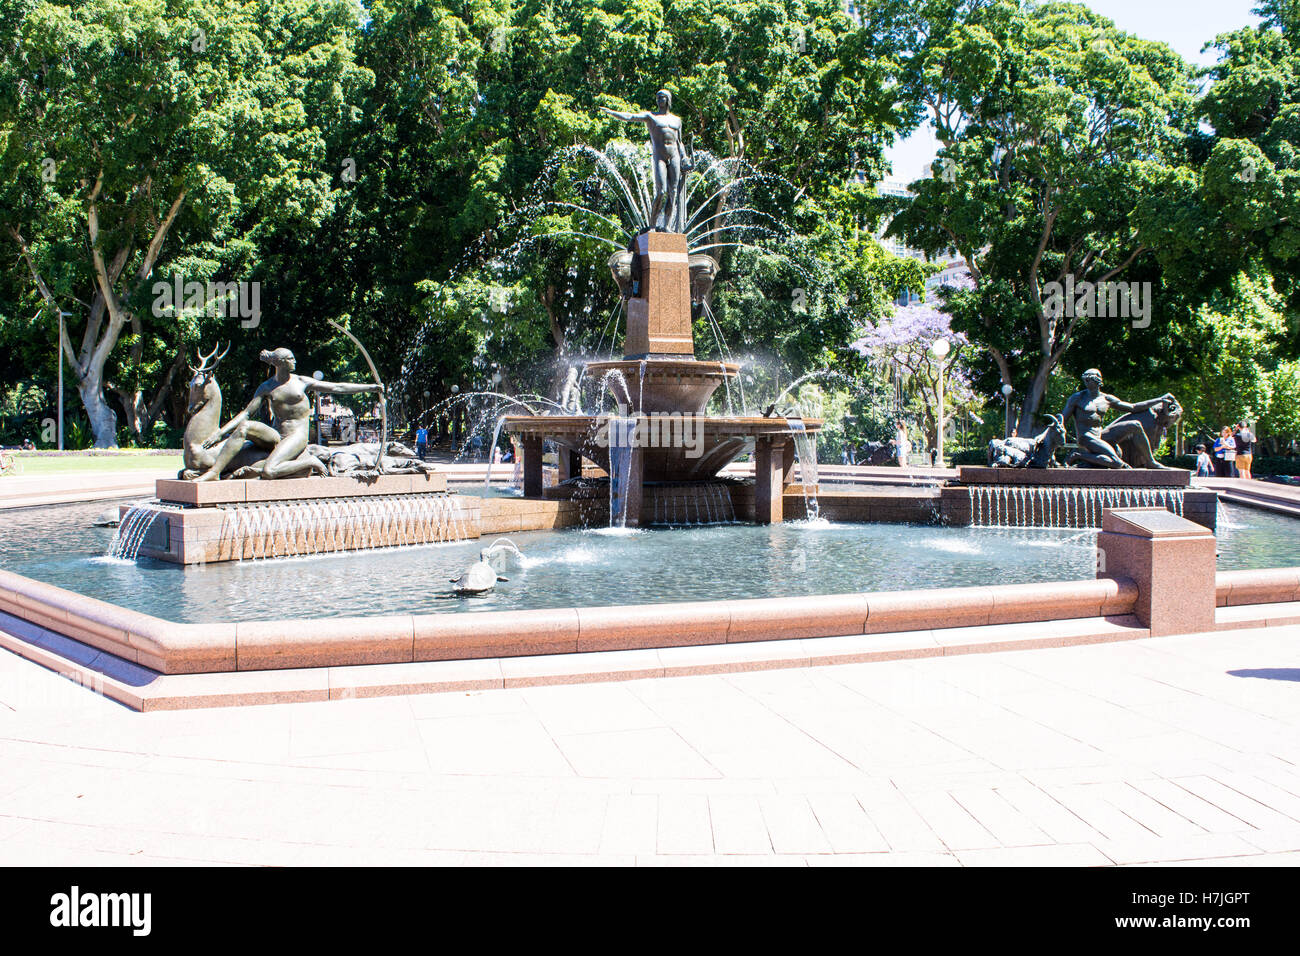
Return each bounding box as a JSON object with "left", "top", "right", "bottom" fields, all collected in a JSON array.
[
  {"left": 1195, "top": 422, "right": 1256, "bottom": 479},
  {"left": 834, "top": 421, "right": 929, "bottom": 468},
  {"left": 410, "top": 425, "right": 513, "bottom": 464}
]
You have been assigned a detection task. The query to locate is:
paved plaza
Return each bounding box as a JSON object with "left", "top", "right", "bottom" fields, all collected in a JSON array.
[{"left": 2, "top": 622, "right": 1299, "bottom": 866}]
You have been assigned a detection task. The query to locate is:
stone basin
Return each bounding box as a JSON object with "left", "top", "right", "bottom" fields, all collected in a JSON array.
[
  {"left": 503, "top": 414, "right": 822, "bottom": 483},
  {"left": 582, "top": 359, "right": 740, "bottom": 415}
]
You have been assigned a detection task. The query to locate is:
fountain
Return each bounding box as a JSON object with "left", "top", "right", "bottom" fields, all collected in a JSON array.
[
  {"left": 942, "top": 370, "right": 1218, "bottom": 530},
  {"left": 503, "top": 92, "right": 820, "bottom": 526},
  {"left": 111, "top": 344, "right": 476, "bottom": 564}
]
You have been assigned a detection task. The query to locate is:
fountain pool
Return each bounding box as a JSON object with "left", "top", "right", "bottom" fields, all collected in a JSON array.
[{"left": 3, "top": 499, "right": 1296, "bottom": 625}]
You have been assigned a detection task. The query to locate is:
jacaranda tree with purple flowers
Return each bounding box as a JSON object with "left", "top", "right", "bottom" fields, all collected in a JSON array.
[{"left": 854, "top": 279, "right": 979, "bottom": 458}]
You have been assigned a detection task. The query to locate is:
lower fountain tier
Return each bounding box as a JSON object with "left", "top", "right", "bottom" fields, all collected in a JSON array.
[
  {"left": 155, "top": 472, "right": 447, "bottom": 507},
  {"left": 939, "top": 484, "right": 1217, "bottom": 530},
  {"left": 582, "top": 359, "right": 740, "bottom": 414},
  {"left": 503, "top": 415, "right": 823, "bottom": 483},
  {"left": 118, "top": 491, "right": 476, "bottom": 564},
  {"left": 955, "top": 466, "right": 1190, "bottom": 488}
]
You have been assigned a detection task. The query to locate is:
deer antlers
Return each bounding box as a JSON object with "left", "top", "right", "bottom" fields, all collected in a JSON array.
[{"left": 189, "top": 342, "right": 230, "bottom": 375}]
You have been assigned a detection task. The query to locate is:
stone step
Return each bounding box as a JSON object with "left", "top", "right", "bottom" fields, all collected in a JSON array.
[{"left": 1218, "top": 491, "right": 1300, "bottom": 520}]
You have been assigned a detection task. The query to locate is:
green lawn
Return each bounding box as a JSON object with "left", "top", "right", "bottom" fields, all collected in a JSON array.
[{"left": 7, "top": 452, "right": 184, "bottom": 476}]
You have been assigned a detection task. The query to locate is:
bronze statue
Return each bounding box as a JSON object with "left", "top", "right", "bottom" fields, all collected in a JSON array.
[
  {"left": 1059, "top": 369, "right": 1178, "bottom": 469},
  {"left": 180, "top": 344, "right": 229, "bottom": 479},
  {"left": 309, "top": 440, "right": 436, "bottom": 476},
  {"left": 988, "top": 415, "right": 1066, "bottom": 468},
  {"left": 196, "top": 347, "right": 382, "bottom": 480},
  {"left": 602, "top": 89, "right": 693, "bottom": 232}
]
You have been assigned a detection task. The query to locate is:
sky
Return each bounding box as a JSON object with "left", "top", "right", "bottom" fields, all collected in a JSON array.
[{"left": 884, "top": 0, "right": 1265, "bottom": 181}]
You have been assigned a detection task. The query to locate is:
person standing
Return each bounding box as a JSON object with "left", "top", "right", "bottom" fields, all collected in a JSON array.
[
  {"left": 1214, "top": 426, "right": 1237, "bottom": 478},
  {"left": 1234, "top": 422, "right": 1255, "bottom": 480},
  {"left": 415, "top": 425, "right": 428, "bottom": 460},
  {"left": 1194, "top": 443, "right": 1214, "bottom": 477},
  {"left": 893, "top": 420, "right": 911, "bottom": 468}
]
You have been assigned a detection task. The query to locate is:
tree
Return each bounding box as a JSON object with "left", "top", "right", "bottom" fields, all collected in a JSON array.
[
  {"left": 854, "top": 279, "right": 977, "bottom": 453},
  {"left": 1178, "top": 2, "right": 1300, "bottom": 320},
  {"left": 0, "top": 0, "right": 369, "bottom": 446},
  {"left": 1172, "top": 270, "right": 1300, "bottom": 448},
  {"left": 879, "top": 0, "right": 1198, "bottom": 433},
  {"left": 325, "top": 0, "right": 915, "bottom": 407}
]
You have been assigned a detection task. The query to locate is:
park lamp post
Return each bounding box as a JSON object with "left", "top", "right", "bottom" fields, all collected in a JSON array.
[
  {"left": 53, "top": 308, "right": 71, "bottom": 451},
  {"left": 450, "top": 383, "right": 460, "bottom": 450},
  {"left": 312, "top": 370, "right": 325, "bottom": 444},
  {"left": 1001, "top": 383, "right": 1013, "bottom": 438},
  {"left": 930, "top": 337, "right": 950, "bottom": 468}
]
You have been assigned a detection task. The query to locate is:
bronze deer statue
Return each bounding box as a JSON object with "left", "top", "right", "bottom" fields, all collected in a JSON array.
[{"left": 179, "top": 344, "right": 229, "bottom": 479}]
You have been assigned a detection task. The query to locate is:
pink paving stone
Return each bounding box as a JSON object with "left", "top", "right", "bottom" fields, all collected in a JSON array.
[
  {"left": 500, "top": 648, "right": 664, "bottom": 687},
  {"left": 326, "top": 659, "right": 504, "bottom": 699}
]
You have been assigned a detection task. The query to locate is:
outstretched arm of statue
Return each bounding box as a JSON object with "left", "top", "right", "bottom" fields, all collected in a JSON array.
[
  {"left": 601, "top": 107, "right": 648, "bottom": 122},
  {"left": 1109, "top": 392, "right": 1170, "bottom": 415},
  {"left": 1105, "top": 393, "right": 1136, "bottom": 414},
  {"left": 310, "top": 380, "right": 383, "bottom": 397}
]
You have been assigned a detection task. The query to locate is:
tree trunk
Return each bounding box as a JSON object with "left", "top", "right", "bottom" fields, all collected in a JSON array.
[
  {"left": 1017, "top": 355, "right": 1055, "bottom": 436},
  {"left": 77, "top": 366, "right": 119, "bottom": 448},
  {"left": 541, "top": 283, "right": 568, "bottom": 400}
]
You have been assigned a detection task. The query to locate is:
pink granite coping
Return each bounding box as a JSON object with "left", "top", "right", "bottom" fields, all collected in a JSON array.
[
  {"left": 0, "top": 604, "right": 1168, "bottom": 711},
  {"left": 1215, "top": 568, "right": 1300, "bottom": 607},
  {"left": 0, "top": 565, "right": 1293, "bottom": 680}
]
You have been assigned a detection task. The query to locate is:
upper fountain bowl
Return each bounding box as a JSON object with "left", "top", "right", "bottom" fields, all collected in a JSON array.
[{"left": 583, "top": 359, "right": 740, "bottom": 415}]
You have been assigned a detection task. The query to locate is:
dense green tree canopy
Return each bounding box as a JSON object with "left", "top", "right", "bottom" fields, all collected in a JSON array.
[
  {"left": 880, "top": 0, "right": 1199, "bottom": 432},
  {"left": 0, "top": 0, "right": 1296, "bottom": 454},
  {"left": 1, "top": 0, "right": 370, "bottom": 446}
]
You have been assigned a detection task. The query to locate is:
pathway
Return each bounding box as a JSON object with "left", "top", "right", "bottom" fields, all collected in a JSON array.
[{"left": 2, "top": 623, "right": 1299, "bottom": 865}]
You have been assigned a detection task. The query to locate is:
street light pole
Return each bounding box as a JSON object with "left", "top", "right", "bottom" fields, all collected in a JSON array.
[
  {"left": 1001, "top": 383, "right": 1013, "bottom": 438},
  {"left": 312, "top": 370, "right": 325, "bottom": 444},
  {"left": 929, "top": 337, "right": 951, "bottom": 468},
  {"left": 55, "top": 309, "right": 70, "bottom": 451}
]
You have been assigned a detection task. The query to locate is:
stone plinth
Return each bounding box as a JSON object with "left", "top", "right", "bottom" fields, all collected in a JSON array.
[
  {"left": 124, "top": 493, "right": 478, "bottom": 565},
  {"left": 956, "top": 466, "right": 1189, "bottom": 487},
  {"left": 940, "top": 484, "right": 1217, "bottom": 530},
  {"left": 1096, "top": 507, "right": 1217, "bottom": 637},
  {"left": 625, "top": 231, "right": 692, "bottom": 357},
  {"left": 156, "top": 472, "right": 446, "bottom": 506}
]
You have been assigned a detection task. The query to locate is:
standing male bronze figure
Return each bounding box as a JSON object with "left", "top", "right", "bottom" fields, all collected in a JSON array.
[{"left": 602, "top": 89, "right": 692, "bottom": 232}]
